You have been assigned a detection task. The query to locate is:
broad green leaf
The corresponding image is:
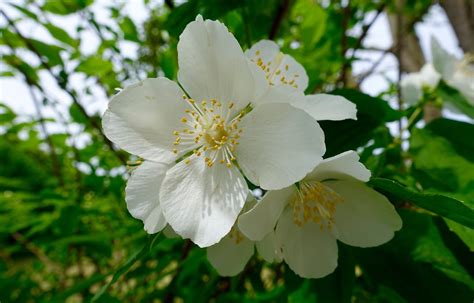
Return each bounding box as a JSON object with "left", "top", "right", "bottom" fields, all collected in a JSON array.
[
  {"left": 410, "top": 127, "right": 474, "bottom": 200},
  {"left": 425, "top": 118, "right": 474, "bottom": 163},
  {"left": 370, "top": 178, "right": 474, "bottom": 229}
]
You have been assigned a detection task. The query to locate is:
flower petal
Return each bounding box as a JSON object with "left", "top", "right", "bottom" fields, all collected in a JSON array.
[
  {"left": 160, "top": 156, "right": 248, "bottom": 247},
  {"left": 276, "top": 207, "right": 338, "bottom": 278},
  {"left": 305, "top": 150, "right": 371, "bottom": 182},
  {"left": 256, "top": 232, "right": 283, "bottom": 263},
  {"left": 254, "top": 85, "right": 305, "bottom": 106},
  {"left": 292, "top": 94, "right": 357, "bottom": 121},
  {"left": 327, "top": 180, "right": 402, "bottom": 247},
  {"left": 103, "top": 77, "right": 187, "bottom": 162},
  {"left": 431, "top": 37, "right": 456, "bottom": 80},
  {"left": 401, "top": 73, "right": 422, "bottom": 105},
  {"left": 238, "top": 186, "right": 295, "bottom": 241},
  {"left": 177, "top": 16, "right": 256, "bottom": 112},
  {"left": 126, "top": 161, "right": 171, "bottom": 234},
  {"left": 245, "top": 40, "right": 308, "bottom": 91},
  {"left": 236, "top": 103, "right": 325, "bottom": 190},
  {"left": 207, "top": 231, "right": 254, "bottom": 276}
]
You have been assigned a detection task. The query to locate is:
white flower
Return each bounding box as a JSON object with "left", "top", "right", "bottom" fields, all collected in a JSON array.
[
  {"left": 207, "top": 195, "right": 282, "bottom": 276},
  {"left": 400, "top": 63, "right": 441, "bottom": 105},
  {"left": 125, "top": 161, "right": 170, "bottom": 234},
  {"left": 238, "top": 151, "right": 402, "bottom": 278},
  {"left": 431, "top": 37, "right": 474, "bottom": 105},
  {"left": 103, "top": 16, "right": 326, "bottom": 247},
  {"left": 246, "top": 40, "right": 357, "bottom": 122}
]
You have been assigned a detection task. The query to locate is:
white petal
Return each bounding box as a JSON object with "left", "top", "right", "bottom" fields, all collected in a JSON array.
[
  {"left": 305, "top": 150, "right": 371, "bottom": 182},
  {"left": 126, "top": 161, "right": 170, "bottom": 234},
  {"left": 276, "top": 207, "right": 338, "bottom": 279},
  {"left": 238, "top": 186, "right": 295, "bottom": 241},
  {"left": 327, "top": 180, "right": 402, "bottom": 247},
  {"left": 401, "top": 74, "right": 423, "bottom": 105},
  {"left": 236, "top": 103, "right": 326, "bottom": 190},
  {"left": 160, "top": 156, "right": 248, "bottom": 247},
  {"left": 419, "top": 63, "right": 441, "bottom": 88},
  {"left": 207, "top": 231, "right": 254, "bottom": 276},
  {"left": 177, "top": 17, "right": 255, "bottom": 112},
  {"left": 431, "top": 37, "right": 456, "bottom": 80},
  {"left": 245, "top": 40, "right": 308, "bottom": 91},
  {"left": 292, "top": 94, "right": 357, "bottom": 121},
  {"left": 254, "top": 84, "right": 305, "bottom": 106},
  {"left": 103, "top": 77, "right": 187, "bottom": 162},
  {"left": 256, "top": 232, "right": 283, "bottom": 263}
]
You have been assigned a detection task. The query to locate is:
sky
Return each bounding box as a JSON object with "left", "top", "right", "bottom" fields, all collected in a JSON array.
[{"left": 0, "top": 1, "right": 470, "bottom": 142}]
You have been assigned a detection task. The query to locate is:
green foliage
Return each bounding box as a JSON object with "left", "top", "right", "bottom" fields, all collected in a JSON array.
[{"left": 0, "top": 0, "right": 473, "bottom": 302}]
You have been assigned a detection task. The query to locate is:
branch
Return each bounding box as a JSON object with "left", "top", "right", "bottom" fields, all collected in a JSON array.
[
  {"left": 0, "top": 9, "right": 127, "bottom": 166},
  {"left": 337, "top": 1, "right": 351, "bottom": 86},
  {"left": 27, "top": 85, "right": 64, "bottom": 186},
  {"left": 268, "top": 0, "right": 290, "bottom": 40}
]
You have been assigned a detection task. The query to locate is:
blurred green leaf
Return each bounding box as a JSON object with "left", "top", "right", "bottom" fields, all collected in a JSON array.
[
  {"left": 119, "top": 17, "right": 140, "bottom": 42},
  {"left": 43, "top": 0, "right": 94, "bottom": 15}
]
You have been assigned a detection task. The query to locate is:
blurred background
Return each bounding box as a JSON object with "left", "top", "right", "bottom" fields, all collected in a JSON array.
[{"left": 0, "top": 0, "right": 473, "bottom": 302}]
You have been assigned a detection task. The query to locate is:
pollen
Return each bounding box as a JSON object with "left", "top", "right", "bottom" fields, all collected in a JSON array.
[
  {"left": 291, "top": 181, "right": 344, "bottom": 229},
  {"left": 172, "top": 95, "right": 244, "bottom": 169}
]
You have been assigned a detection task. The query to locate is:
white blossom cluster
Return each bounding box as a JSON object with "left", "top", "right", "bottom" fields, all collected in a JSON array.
[
  {"left": 102, "top": 16, "right": 402, "bottom": 278},
  {"left": 401, "top": 37, "right": 474, "bottom": 106}
]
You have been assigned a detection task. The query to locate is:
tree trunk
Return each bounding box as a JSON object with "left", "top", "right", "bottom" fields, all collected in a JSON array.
[{"left": 441, "top": 0, "right": 474, "bottom": 53}]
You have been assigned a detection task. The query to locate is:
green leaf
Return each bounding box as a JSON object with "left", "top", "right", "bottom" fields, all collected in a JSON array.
[
  {"left": 319, "top": 89, "right": 401, "bottom": 156},
  {"left": 119, "top": 17, "right": 140, "bottom": 42},
  {"left": 436, "top": 81, "right": 474, "bottom": 118},
  {"left": 43, "top": 0, "right": 94, "bottom": 15},
  {"left": 9, "top": 3, "right": 39, "bottom": 20},
  {"left": 445, "top": 220, "right": 474, "bottom": 252},
  {"left": 43, "top": 23, "right": 79, "bottom": 47},
  {"left": 76, "top": 55, "right": 114, "bottom": 77},
  {"left": 291, "top": 0, "right": 327, "bottom": 47},
  {"left": 425, "top": 118, "right": 474, "bottom": 163},
  {"left": 356, "top": 210, "right": 474, "bottom": 303},
  {"left": 370, "top": 178, "right": 474, "bottom": 229},
  {"left": 28, "top": 39, "right": 64, "bottom": 66},
  {"left": 410, "top": 127, "right": 474, "bottom": 199}
]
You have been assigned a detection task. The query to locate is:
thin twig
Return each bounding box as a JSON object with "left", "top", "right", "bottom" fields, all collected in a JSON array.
[
  {"left": 350, "top": 4, "right": 386, "bottom": 57},
  {"left": 27, "top": 85, "right": 64, "bottom": 186},
  {"left": 337, "top": 1, "right": 351, "bottom": 86},
  {"left": 268, "top": 0, "right": 290, "bottom": 40}
]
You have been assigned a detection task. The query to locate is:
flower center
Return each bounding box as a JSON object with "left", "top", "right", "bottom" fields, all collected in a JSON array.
[
  {"left": 250, "top": 50, "right": 300, "bottom": 89},
  {"left": 290, "top": 181, "right": 344, "bottom": 229},
  {"left": 457, "top": 54, "right": 474, "bottom": 78},
  {"left": 172, "top": 95, "right": 243, "bottom": 168}
]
